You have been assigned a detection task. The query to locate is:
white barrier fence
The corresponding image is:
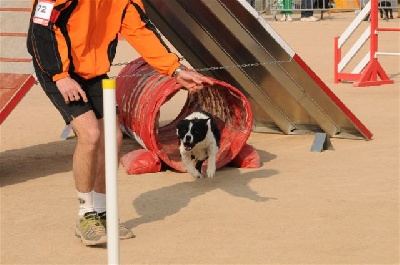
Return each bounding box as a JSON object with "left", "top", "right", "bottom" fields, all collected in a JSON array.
[
  {"left": 334, "top": 0, "right": 399, "bottom": 86},
  {"left": 249, "top": 0, "right": 398, "bottom": 17}
]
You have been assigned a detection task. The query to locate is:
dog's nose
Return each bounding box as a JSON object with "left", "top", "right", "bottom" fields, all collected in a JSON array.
[{"left": 184, "top": 135, "right": 192, "bottom": 143}]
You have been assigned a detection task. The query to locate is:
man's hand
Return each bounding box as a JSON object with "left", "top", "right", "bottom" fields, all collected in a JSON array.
[
  {"left": 56, "top": 77, "right": 88, "bottom": 103},
  {"left": 175, "top": 70, "right": 214, "bottom": 94}
]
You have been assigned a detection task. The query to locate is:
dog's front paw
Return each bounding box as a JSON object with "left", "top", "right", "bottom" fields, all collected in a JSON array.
[
  {"left": 187, "top": 169, "right": 203, "bottom": 179},
  {"left": 194, "top": 172, "right": 203, "bottom": 179},
  {"left": 206, "top": 165, "right": 216, "bottom": 178}
]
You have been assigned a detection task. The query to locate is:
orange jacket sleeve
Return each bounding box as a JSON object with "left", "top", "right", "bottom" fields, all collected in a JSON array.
[{"left": 120, "top": 0, "right": 181, "bottom": 76}]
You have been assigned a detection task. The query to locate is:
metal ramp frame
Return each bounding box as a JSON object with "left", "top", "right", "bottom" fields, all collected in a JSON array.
[{"left": 143, "top": 0, "right": 373, "bottom": 140}]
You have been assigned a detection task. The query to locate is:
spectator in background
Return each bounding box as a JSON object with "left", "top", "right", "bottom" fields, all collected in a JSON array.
[
  {"left": 247, "top": 0, "right": 256, "bottom": 8},
  {"left": 398, "top": 0, "right": 400, "bottom": 18},
  {"left": 300, "top": 0, "right": 319, "bottom": 21},
  {"left": 278, "top": 0, "right": 293, "bottom": 21}
]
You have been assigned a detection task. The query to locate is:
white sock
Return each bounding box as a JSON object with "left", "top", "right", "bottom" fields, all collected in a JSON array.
[
  {"left": 93, "top": 191, "right": 106, "bottom": 214},
  {"left": 77, "top": 191, "right": 94, "bottom": 217}
]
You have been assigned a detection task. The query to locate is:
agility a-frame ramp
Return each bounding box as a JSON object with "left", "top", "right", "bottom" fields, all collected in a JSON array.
[
  {"left": 143, "top": 0, "right": 373, "bottom": 140},
  {"left": 0, "top": 2, "right": 36, "bottom": 125}
]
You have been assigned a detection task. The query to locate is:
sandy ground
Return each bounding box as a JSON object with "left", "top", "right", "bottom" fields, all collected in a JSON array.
[{"left": 1, "top": 11, "right": 399, "bottom": 265}]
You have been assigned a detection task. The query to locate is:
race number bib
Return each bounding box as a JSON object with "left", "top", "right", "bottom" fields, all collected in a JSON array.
[{"left": 33, "top": 0, "right": 55, "bottom": 26}]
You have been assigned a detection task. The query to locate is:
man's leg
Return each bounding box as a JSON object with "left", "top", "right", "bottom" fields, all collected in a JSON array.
[
  {"left": 93, "top": 119, "right": 123, "bottom": 194},
  {"left": 71, "top": 111, "right": 108, "bottom": 246},
  {"left": 71, "top": 110, "right": 102, "bottom": 193},
  {"left": 34, "top": 70, "right": 110, "bottom": 245},
  {"left": 93, "top": 119, "right": 135, "bottom": 239}
]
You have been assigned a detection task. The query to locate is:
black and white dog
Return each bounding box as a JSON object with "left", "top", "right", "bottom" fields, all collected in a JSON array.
[{"left": 176, "top": 111, "right": 220, "bottom": 179}]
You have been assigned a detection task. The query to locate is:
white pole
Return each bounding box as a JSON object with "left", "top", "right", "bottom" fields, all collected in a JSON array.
[
  {"left": 102, "top": 79, "right": 120, "bottom": 265},
  {"left": 375, "top": 52, "right": 400, "bottom": 57}
]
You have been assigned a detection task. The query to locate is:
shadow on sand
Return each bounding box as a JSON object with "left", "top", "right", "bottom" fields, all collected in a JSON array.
[
  {"left": 126, "top": 149, "right": 278, "bottom": 229},
  {"left": 0, "top": 140, "right": 75, "bottom": 187},
  {"left": 0, "top": 136, "right": 139, "bottom": 187}
]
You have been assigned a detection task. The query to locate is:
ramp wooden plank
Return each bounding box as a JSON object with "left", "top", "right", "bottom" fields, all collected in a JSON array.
[
  {"left": 0, "top": 58, "right": 32, "bottom": 62},
  {"left": 0, "top": 73, "right": 36, "bottom": 124}
]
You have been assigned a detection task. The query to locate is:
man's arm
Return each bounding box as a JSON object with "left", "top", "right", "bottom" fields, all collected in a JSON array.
[
  {"left": 120, "top": 0, "right": 181, "bottom": 76},
  {"left": 120, "top": 0, "right": 214, "bottom": 92},
  {"left": 27, "top": 0, "right": 71, "bottom": 81}
]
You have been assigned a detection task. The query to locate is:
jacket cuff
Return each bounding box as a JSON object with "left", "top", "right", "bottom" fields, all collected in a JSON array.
[
  {"left": 52, "top": 72, "right": 70, "bottom": 82},
  {"left": 168, "top": 62, "right": 182, "bottom": 77}
]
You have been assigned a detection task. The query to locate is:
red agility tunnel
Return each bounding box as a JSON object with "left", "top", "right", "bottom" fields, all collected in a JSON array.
[{"left": 116, "top": 57, "right": 253, "bottom": 173}]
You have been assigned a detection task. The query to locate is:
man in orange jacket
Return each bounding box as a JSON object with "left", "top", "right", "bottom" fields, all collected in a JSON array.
[{"left": 27, "top": 0, "right": 214, "bottom": 246}]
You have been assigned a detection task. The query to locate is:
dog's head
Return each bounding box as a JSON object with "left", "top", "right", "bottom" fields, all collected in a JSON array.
[{"left": 176, "top": 118, "right": 210, "bottom": 151}]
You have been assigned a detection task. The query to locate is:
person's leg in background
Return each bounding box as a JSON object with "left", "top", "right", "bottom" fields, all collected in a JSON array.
[
  {"left": 278, "top": 0, "right": 286, "bottom": 21},
  {"left": 285, "top": 0, "right": 293, "bottom": 21},
  {"left": 301, "top": 0, "right": 319, "bottom": 21},
  {"left": 279, "top": 0, "right": 293, "bottom": 21},
  {"left": 247, "top": 0, "right": 256, "bottom": 8},
  {"left": 398, "top": 0, "right": 400, "bottom": 18}
]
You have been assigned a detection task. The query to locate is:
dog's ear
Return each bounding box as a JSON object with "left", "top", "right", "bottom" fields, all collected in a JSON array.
[
  {"left": 177, "top": 119, "right": 186, "bottom": 129},
  {"left": 176, "top": 119, "right": 190, "bottom": 135}
]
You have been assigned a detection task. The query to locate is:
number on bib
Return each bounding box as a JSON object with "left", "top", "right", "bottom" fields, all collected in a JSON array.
[{"left": 33, "top": 0, "right": 55, "bottom": 26}]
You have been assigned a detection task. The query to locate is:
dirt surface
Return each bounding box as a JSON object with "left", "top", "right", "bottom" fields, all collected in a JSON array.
[{"left": 1, "top": 11, "right": 399, "bottom": 265}]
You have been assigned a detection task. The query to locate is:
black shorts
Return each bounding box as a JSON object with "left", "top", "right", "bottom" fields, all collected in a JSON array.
[{"left": 34, "top": 66, "right": 118, "bottom": 124}]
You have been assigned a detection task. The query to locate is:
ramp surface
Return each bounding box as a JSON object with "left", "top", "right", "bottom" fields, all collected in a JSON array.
[
  {"left": 143, "top": 0, "right": 372, "bottom": 140},
  {"left": 0, "top": 1, "right": 35, "bottom": 125}
]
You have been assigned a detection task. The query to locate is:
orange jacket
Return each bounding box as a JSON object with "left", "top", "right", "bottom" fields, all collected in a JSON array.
[{"left": 27, "top": 0, "right": 180, "bottom": 81}]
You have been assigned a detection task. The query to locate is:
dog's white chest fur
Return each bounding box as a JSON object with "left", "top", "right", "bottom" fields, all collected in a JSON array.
[{"left": 179, "top": 134, "right": 212, "bottom": 161}]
